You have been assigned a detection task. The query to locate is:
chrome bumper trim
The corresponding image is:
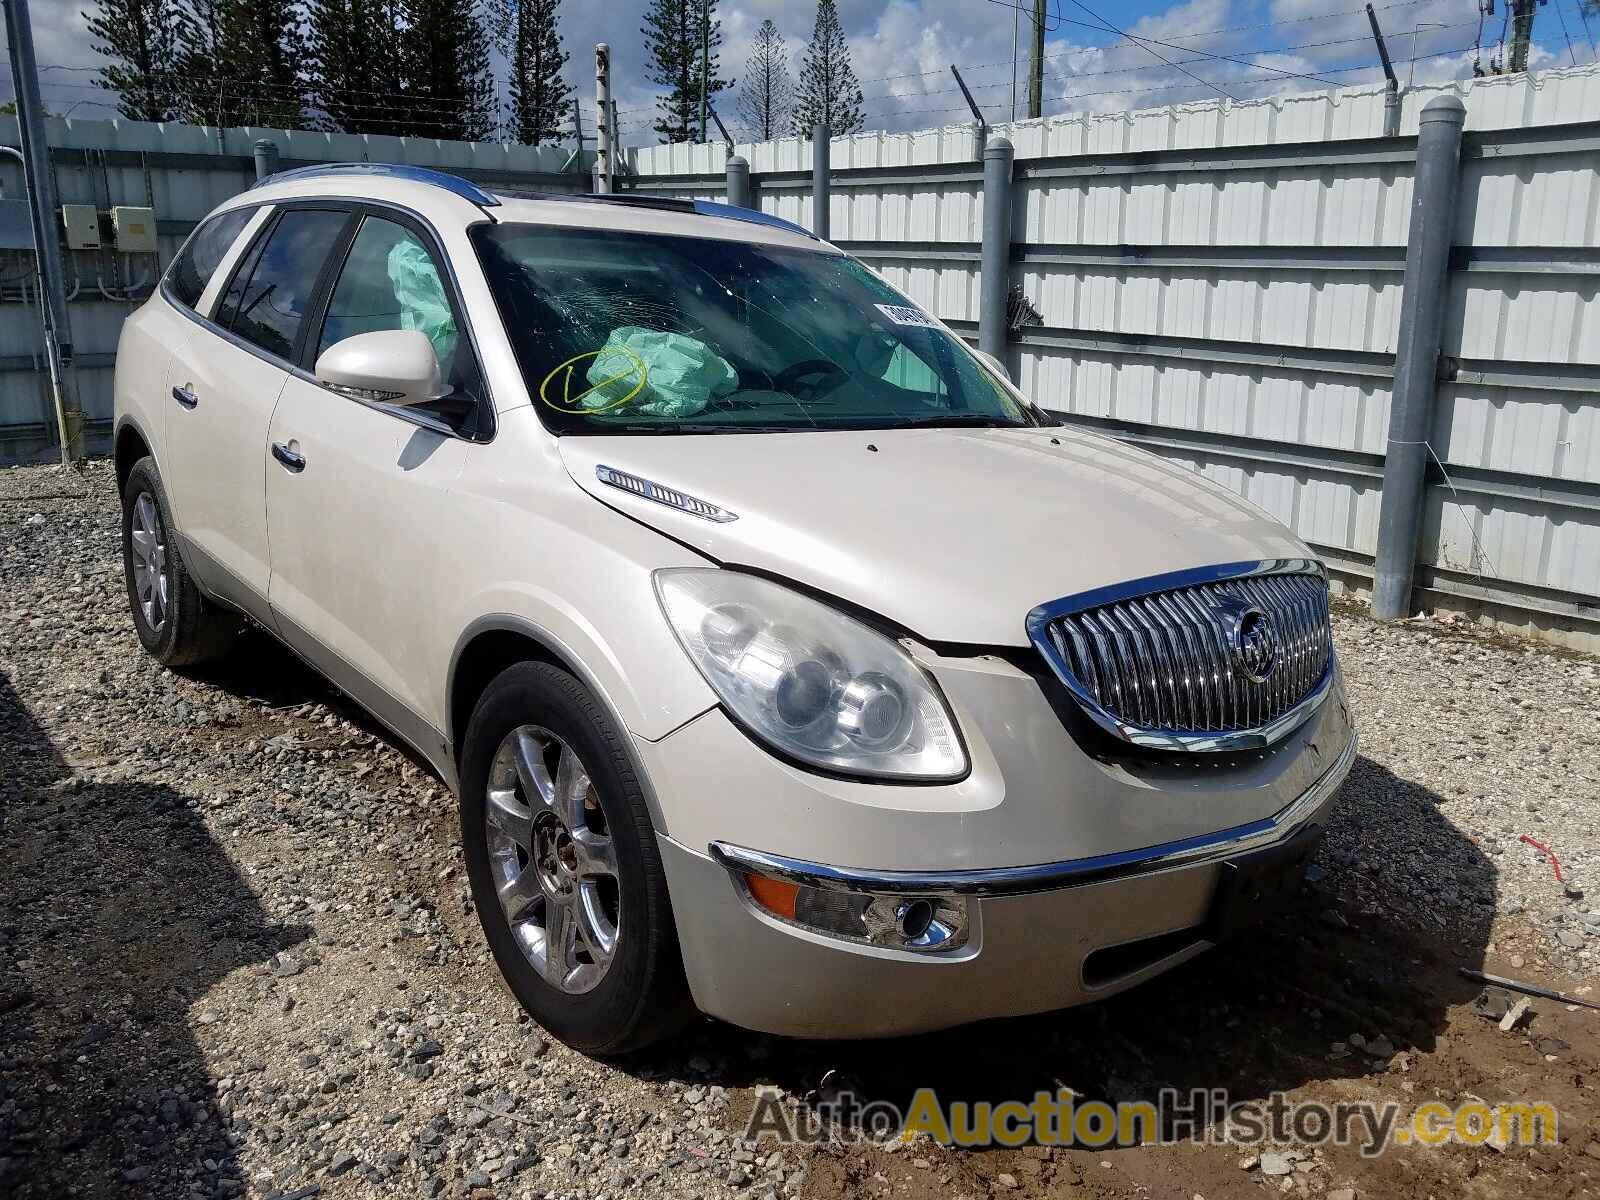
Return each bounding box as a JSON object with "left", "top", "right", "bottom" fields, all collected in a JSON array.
[{"left": 709, "top": 731, "right": 1356, "bottom": 899}]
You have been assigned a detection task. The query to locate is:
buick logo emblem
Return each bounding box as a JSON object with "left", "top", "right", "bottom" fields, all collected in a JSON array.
[{"left": 1232, "top": 605, "right": 1279, "bottom": 683}]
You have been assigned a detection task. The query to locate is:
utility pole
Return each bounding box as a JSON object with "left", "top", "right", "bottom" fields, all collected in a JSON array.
[
  {"left": 699, "top": 0, "right": 711, "bottom": 143},
  {"left": 1509, "top": 0, "right": 1538, "bottom": 72},
  {"left": 2, "top": 0, "right": 81, "bottom": 463},
  {"left": 1027, "top": 0, "right": 1046, "bottom": 120}
]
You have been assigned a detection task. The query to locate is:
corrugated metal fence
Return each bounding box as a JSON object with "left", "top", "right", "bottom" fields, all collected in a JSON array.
[
  {"left": 628, "top": 67, "right": 1600, "bottom": 646},
  {"left": 2, "top": 69, "right": 1596, "bottom": 644},
  {"left": 0, "top": 117, "right": 590, "bottom": 462}
]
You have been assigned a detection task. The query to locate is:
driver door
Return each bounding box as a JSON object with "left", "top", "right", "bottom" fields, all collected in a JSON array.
[{"left": 265, "top": 209, "right": 484, "bottom": 749}]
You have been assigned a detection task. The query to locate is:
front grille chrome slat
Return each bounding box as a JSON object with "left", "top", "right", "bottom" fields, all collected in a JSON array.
[{"left": 1028, "top": 562, "right": 1335, "bottom": 753}]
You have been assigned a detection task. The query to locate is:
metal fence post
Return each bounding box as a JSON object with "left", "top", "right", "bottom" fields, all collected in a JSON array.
[
  {"left": 725, "top": 154, "right": 751, "bottom": 209},
  {"left": 1372, "top": 94, "right": 1467, "bottom": 620},
  {"left": 811, "top": 123, "right": 830, "bottom": 240},
  {"left": 594, "top": 44, "right": 612, "bottom": 194},
  {"left": 252, "top": 139, "right": 280, "bottom": 182},
  {"left": 979, "top": 135, "right": 1015, "bottom": 375},
  {"left": 2, "top": 0, "right": 81, "bottom": 463}
]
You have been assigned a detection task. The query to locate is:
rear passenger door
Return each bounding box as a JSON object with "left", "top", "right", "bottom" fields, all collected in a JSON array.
[
  {"left": 265, "top": 208, "right": 486, "bottom": 749},
  {"left": 162, "top": 205, "right": 353, "bottom": 619}
]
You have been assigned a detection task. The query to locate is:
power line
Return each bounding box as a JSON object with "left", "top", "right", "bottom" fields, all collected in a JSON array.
[
  {"left": 1059, "top": 0, "right": 1240, "bottom": 100},
  {"left": 805, "top": 0, "right": 1457, "bottom": 92},
  {"left": 855, "top": 21, "right": 1484, "bottom": 108},
  {"left": 1554, "top": 0, "right": 1581, "bottom": 64},
  {"left": 980, "top": 0, "right": 1062, "bottom": 34}
]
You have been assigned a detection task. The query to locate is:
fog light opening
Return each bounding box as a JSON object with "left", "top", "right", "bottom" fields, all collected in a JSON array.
[{"left": 736, "top": 868, "right": 970, "bottom": 953}]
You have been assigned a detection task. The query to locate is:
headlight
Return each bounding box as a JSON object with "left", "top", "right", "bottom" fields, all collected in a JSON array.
[{"left": 654, "top": 569, "right": 968, "bottom": 780}]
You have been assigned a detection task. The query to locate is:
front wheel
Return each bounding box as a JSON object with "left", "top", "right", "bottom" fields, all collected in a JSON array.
[{"left": 460, "top": 662, "right": 692, "bottom": 1054}]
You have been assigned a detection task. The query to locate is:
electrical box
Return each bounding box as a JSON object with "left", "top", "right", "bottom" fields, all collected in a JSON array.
[
  {"left": 110, "top": 205, "right": 158, "bottom": 253},
  {"left": 62, "top": 203, "right": 103, "bottom": 250}
]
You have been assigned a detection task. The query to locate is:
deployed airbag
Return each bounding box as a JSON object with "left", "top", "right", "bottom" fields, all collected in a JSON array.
[
  {"left": 386, "top": 239, "right": 458, "bottom": 363},
  {"left": 583, "top": 326, "right": 737, "bottom": 417}
]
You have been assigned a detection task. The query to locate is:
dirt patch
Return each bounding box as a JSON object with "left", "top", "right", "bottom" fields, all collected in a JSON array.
[{"left": 1, "top": 460, "right": 1597, "bottom": 1200}]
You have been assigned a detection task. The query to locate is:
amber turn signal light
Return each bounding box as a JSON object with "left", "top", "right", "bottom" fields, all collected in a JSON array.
[{"left": 743, "top": 872, "right": 800, "bottom": 920}]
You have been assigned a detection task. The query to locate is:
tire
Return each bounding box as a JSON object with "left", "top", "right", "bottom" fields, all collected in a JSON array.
[
  {"left": 460, "top": 661, "right": 692, "bottom": 1055},
  {"left": 120, "top": 456, "right": 238, "bottom": 668}
]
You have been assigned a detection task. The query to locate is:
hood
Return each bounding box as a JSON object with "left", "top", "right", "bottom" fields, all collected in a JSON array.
[{"left": 559, "top": 426, "right": 1311, "bottom": 647}]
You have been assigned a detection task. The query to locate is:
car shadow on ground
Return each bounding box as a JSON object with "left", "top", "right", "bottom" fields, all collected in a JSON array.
[
  {"left": 185, "top": 624, "right": 338, "bottom": 710},
  {"left": 0, "top": 671, "right": 311, "bottom": 1199},
  {"left": 633, "top": 754, "right": 1495, "bottom": 1150}
]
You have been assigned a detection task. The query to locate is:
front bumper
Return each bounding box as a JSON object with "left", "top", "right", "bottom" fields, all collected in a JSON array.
[{"left": 657, "top": 731, "right": 1356, "bottom": 1038}]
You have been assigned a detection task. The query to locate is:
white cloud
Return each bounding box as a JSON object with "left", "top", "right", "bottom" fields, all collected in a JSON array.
[{"left": 7, "top": 0, "right": 1592, "bottom": 140}]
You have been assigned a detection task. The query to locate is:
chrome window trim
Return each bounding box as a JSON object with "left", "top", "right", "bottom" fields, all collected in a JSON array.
[
  {"left": 709, "top": 729, "right": 1356, "bottom": 899},
  {"left": 1026, "top": 558, "right": 1334, "bottom": 753},
  {"left": 163, "top": 195, "right": 499, "bottom": 445}
]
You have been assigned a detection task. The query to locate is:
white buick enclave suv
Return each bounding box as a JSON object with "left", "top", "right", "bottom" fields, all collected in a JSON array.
[{"left": 114, "top": 163, "right": 1356, "bottom": 1052}]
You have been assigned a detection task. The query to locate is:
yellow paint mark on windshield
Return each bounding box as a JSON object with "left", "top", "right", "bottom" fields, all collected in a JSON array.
[{"left": 538, "top": 345, "right": 649, "bottom": 413}]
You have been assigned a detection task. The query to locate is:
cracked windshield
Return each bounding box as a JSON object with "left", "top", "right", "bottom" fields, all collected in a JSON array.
[{"left": 472, "top": 222, "right": 1039, "bottom": 433}]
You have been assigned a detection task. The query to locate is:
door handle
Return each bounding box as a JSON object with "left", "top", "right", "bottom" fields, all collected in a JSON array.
[
  {"left": 171, "top": 384, "right": 199, "bottom": 409},
  {"left": 271, "top": 442, "right": 306, "bottom": 473}
]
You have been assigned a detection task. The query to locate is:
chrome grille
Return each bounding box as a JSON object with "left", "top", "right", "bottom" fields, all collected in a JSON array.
[{"left": 1029, "top": 565, "right": 1334, "bottom": 751}]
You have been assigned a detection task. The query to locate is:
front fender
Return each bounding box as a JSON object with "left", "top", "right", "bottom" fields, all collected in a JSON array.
[{"left": 445, "top": 595, "right": 717, "bottom": 754}]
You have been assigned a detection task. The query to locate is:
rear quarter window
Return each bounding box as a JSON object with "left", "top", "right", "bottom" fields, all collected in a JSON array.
[{"left": 166, "top": 208, "right": 256, "bottom": 311}]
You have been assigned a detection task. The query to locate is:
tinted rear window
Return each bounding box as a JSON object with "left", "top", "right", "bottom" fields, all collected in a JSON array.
[
  {"left": 223, "top": 209, "right": 351, "bottom": 361},
  {"left": 166, "top": 208, "right": 255, "bottom": 310}
]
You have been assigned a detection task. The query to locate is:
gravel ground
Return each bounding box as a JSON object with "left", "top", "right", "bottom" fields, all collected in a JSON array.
[{"left": 2, "top": 459, "right": 1598, "bottom": 1200}]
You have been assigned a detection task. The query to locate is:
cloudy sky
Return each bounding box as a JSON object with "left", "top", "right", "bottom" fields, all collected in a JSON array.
[{"left": 5, "top": 0, "right": 1596, "bottom": 144}]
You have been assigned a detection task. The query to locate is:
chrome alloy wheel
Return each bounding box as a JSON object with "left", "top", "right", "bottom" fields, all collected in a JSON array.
[
  {"left": 130, "top": 492, "right": 169, "bottom": 633},
  {"left": 485, "top": 726, "right": 620, "bottom": 994}
]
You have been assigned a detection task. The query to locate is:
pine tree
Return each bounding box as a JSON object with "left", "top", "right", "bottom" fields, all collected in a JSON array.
[
  {"left": 404, "top": 0, "right": 497, "bottom": 140},
  {"left": 793, "top": 0, "right": 863, "bottom": 137},
  {"left": 84, "top": 0, "right": 184, "bottom": 122},
  {"left": 221, "top": 0, "right": 306, "bottom": 128},
  {"left": 641, "top": 0, "right": 731, "bottom": 144},
  {"left": 306, "top": 0, "right": 408, "bottom": 135},
  {"left": 172, "top": 0, "right": 231, "bottom": 126},
  {"left": 509, "top": 0, "right": 571, "bottom": 145},
  {"left": 736, "top": 19, "right": 792, "bottom": 142}
]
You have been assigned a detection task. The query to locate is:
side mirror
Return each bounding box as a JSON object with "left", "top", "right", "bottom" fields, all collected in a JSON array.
[{"left": 315, "top": 330, "right": 443, "bottom": 407}]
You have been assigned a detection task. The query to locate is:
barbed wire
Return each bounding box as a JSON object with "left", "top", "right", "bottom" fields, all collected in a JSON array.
[
  {"left": 847, "top": 0, "right": 1461, "bottom": 88},
  {"left": 854, "top": 19, "right": 1483, "bottom": 109}
]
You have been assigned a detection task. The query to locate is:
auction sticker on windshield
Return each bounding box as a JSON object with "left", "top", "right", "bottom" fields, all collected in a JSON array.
[{"left": 875, "top": 303, "right": 939, "bottom": 328}]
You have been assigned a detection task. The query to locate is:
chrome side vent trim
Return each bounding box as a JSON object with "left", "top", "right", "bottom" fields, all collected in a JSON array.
[
  {"left": 594, "top": 465, "right": 739, "bottom": 523},
  {"left": 1027, "top": 559, "right": 1334, "bottom": 753}
]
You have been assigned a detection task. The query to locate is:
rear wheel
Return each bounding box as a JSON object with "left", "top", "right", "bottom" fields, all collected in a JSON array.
[
  {"left": 120, "top": 456, "right": 238, "bottom": 667},
  {"left": 461, "top": 662, "right": 692, "bottom": 1054}
]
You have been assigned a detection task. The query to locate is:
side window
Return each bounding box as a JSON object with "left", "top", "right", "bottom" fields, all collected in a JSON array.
[
  {"left": 315, "top": 215, "right": 486, "bottom": 424},
  {"left": 316, "top": 216, "right": 472, "bottom": 387},
  {"left": 221, "top": 209, "right": 351, "bottom": 361},
  {"left": 166, "top": 208, "right": 254, "bottom": 310}
]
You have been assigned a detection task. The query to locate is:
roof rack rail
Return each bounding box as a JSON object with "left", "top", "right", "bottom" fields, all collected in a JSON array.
[
  {"left": 487, "top": 187, "right": 817, "bottom": 240},
  {"left": 254, "top": 163, "right": 501, "bottom": 208},
  {"left": 688, "top": 200, "right": 817, "bottom": 241}
]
